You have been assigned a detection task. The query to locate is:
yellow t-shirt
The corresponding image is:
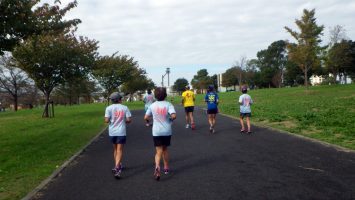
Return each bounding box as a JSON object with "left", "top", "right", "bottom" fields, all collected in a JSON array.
[{"left": 182, "top": 90, "right": 195, "bottom": 107}]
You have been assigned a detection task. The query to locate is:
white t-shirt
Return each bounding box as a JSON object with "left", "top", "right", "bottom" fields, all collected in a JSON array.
[
  {"left": 145, "top": 101, "right": 176, "bottom": 136},
  {"left": 238, "top": 94, "right": 253, "bottom": 113},
  {"left": 143, "top": 93, "right": 155, "bottom": 111},
  {"left": 105, "top": 104, "right": 132, "bottom": 136}
]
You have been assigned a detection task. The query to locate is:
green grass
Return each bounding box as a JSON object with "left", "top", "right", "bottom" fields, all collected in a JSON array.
[
  {"left": 0, "top": 102, "right": 143, "bottom": 200},
  {"left": 194, "top": 84, "right": 355, "bottom": 150}
]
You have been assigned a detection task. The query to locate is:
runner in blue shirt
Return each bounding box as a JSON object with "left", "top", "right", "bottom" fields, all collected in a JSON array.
[
  {"left": 204, "top": 85, "right": 219, "bottom": 133},
  {"left": 144, "top": 87, "right": 176, "bottom": 181},
  {"left": 105, "top": 92, "right": 132, "bottom": 178}
]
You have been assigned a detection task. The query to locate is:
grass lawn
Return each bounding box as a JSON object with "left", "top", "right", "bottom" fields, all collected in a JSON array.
[
  {"left": 193, "top": 84, "right": 355, "bottom": 150},
  {"left": 0, "top": 102, "right": 143, "bottom": 200}
]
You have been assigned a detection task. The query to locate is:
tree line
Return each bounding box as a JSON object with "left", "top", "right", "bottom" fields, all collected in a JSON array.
[
  {"left": 0, "top": 0, "right": 154, "bottom": 116},
  {"left": 173, "top": 9, "right": 355, "bottom": 93}
]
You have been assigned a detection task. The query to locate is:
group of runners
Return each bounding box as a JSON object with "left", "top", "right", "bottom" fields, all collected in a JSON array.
[{"left": 104, "top": 85, "right": 253, "bottom": 180}]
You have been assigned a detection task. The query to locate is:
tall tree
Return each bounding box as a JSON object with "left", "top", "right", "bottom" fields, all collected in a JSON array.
[
  {"left": 173, "top": 78, "right": 189, "bottom": 94},
  {"left": 256, "top": 40, "right": 287, "bottom": 88},
  {"left": 0, "top": 0, "right": 81, "bottom": 55},
  {"left": 285, "top": 9, "right": 324, "bottom": 88},
  {"left": 0, "top": 53, "right": 31, "bottom": 111},
  {"left": 121, "top": 69, "right": 155, "bottom": 96},
  {"left": 326, "top": 40, "right": 355, "bottom": 83},
  {"left": 222, "top": 66, "right": 241, "bottom": 91},
  {"left": 93, "top": 53, "right": 139, "bottom": 99},
  {"left": 13, "top": 32, "right": 98, "bottom": 117},
  {"left": 191, "top": 69, "right": 213, "bottom": 93}
]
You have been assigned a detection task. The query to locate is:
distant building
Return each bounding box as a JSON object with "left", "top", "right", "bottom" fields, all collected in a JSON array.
[
  {"left": 217, "top": 73, "right": 239, "bottom": 92},
  {"left": 310, "top": 74, "right": 352, "bottom": 85},
  {"left": 310, "top": 75, "right": 325, "bottom": 85}
]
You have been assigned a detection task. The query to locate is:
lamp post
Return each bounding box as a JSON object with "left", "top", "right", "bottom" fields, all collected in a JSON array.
[{"left": 161, "top": 67, "right": 170, "bottom": 87}]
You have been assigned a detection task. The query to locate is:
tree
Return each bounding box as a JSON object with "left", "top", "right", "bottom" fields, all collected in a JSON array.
[
  {"left": 256, "top": 40, "right": 288, "bottom": 88},
  {"left": 329, "top": 25, "right": 348, "bottom": 47},
  {"left": 0, "top": 53, "right": 31, "bottom": 111},
  {"left": 191, "top": 69, "right": 213, "bottom": 93},
  {"left": 173, "top": 78, "right": 189, "bottom": 94},
  {"left": 222, "top": 67, "right": 241, "bottom": 91},
  {"left": 326, "top": 40, "right": 354, "bottom": 83},
  {"left": 0, "top": 0, "right": 81, "bottom": 55},
  {"left": 93, "top": 53, "right": 140, "bottom": 99},
  {"left": 121, "top": 69, "right": 155, "bottom": 96},
  {"left": 285, "top": 9, "right": 324, "bottom": 88},
  {"left": 13, "top": 32, "right": 98, "bottom": 117},
  {"left": 53, "top": 76, "right": 100, "bottom": 105}
]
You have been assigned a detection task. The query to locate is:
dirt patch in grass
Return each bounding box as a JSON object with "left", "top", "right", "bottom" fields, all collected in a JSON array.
[
  {"left": 301, "top": 126, "right": 323, "bottom": 135},
  {"left": 270, "top": 120, "right": 298, "bottom": 129}
]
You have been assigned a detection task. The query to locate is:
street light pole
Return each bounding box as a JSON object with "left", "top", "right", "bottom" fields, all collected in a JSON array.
[{"left": 161, "top": 67, "right": 171, "bottom": 87}]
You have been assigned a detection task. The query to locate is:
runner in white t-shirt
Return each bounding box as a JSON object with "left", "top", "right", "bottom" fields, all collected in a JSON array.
[
  {"left": 105, "top": 92, "right": 132, "bottom": 179},
  {"left": 143, "top": 89, "right": 155, "bottom": 126},
  {"left": 144, "top": 87, "right": 176, "bottom": 181}
]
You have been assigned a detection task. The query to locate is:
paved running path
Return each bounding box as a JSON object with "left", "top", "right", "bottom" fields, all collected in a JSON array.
[{"left": 32, "top": 106, "right": 355, "bottom": 200}]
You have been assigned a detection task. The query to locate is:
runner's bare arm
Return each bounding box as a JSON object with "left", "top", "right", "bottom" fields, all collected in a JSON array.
[
  {"left": 104, "top": 117, "right": 109, "bottom": 123},
  {"left": 144, "top": 115, "right": 151, "bottom": 121},
  {"left": 126, "top": 117, "right": 132, "bottom": 124},
  {"left": 170, "top": 113, "right": 176, "bottom": 120}
]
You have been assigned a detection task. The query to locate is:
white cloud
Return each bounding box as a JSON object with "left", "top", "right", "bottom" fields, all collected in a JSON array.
[{"left": 41, "top": 0, "right": 355, "bottom": 85}]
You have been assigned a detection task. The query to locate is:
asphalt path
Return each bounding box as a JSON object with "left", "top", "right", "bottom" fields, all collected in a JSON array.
[{"left": 32, "top": 106, "right": 355, "bottom": 200}]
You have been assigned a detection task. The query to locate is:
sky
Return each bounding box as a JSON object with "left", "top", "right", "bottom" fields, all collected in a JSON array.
[{"left": 42, "top": 0, "right": 355, "bottom": 86}]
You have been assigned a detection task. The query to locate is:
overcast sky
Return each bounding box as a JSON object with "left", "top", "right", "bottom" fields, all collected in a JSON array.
[{"left": 44, "top": 0, "right": 355, "bottom": 86}]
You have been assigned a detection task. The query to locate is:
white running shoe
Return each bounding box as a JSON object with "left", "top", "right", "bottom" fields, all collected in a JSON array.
[{"left": 185, "top": 124, "right": 190, "bottom": 128}]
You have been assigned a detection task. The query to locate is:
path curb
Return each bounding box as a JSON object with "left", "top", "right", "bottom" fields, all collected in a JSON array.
[
  {"left": 215, "top": 110, "right": 355, "bottom": 154},
  {"left": 21, "top": 126, "right": 108, "bottom": 200}
]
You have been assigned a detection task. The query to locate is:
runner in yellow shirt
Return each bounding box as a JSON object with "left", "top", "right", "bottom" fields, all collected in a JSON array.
[{"left": 181, "top": 85, "right": 196, "bottom": 130}]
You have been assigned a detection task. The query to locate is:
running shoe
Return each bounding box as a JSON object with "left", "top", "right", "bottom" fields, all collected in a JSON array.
[
  {"left": 185, "top": 124, "right": 190, "bottom": 128},
  {"left": 114, "top": 169, "right": 122, "bottom": 179},
  {"left": 191, "top": 123, "right": 195, "bottom": 130},
  {"left": 209, "top": 126, "right": 213, "bottom": 133},
  {"left": 154, "top": 167, "right": 160, "bottom": 181},
  {"left": 164, "top": 168, "right": 169, "bottom": 175},
  {"left": 111, "top": 164, "right": 123, "bottom": 173}
]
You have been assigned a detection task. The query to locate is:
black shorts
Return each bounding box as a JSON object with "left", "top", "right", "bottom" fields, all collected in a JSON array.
[
  {"left": 240, "top": 113, "right": 251, "bottom": 118},
  {"left": 153, "top": 136, "right": 171, "bottom": 147},
  {"left": 207, "top": 108, "right": 218, "bottom": 114},
  {"left": 109, "top": 136, "right": 126, "bottom": 144},
  {"left": 184, "top": 106, "right": 194, "bottom": 113}
]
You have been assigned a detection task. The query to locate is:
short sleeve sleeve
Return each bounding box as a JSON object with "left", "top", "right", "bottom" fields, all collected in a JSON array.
[
  {"left": 105, "top": 107, "right": 111, "bottom": 118},
  {"left": 238, "top": 95, "right": 243, "bottom": 103},
  {"left": 145, "top": 105, "right": 152, "bottom": 116},
  {"left": 125, "top": 107, "right": 132, "bottom": 118},
  {"left": 168, "top": 103, "right": 176, "bottom": 114}
]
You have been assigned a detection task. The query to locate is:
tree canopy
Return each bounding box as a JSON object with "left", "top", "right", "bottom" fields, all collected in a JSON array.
[
  {"left": 173, "top": 78, "right": 189, "bottom": 93},
  {"left": 13, "top": 32, "right": 98, "bottom": 117},
  {"left": 191, "top": 69, "right": 213, "bottom": 93},
  {"left": 285, "top": 9, "right": 324, "bottom": 87},
  {"left": 0, "top": 0, "right": 81, "bottom": 55},
  {"left": 93, "top": 53, "right": 140, "bottom": 97}
]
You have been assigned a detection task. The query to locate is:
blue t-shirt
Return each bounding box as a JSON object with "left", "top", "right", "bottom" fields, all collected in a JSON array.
[
  {"left": 205, "top": 92, "right": 219, "bottom": 110},
  {"left": 238, "top": 94, "right": 253, "bottom": 113},
  {"left": 105, "top": 104, "right": 132, "bottom": 136},
  {"left": 145, "top": 101, "right": 176, "bottom": 136},
  {"left": 143, "top": 93, "right": 155, "bottom": 111}
]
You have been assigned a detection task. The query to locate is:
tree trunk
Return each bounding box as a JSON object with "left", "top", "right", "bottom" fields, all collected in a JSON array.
[
  {"left": 14, "top": 94, "right": 18, "bottom": 112},
  {"left": 304, "top": 67, "right": 309, "bottom": 89},
  {"left": 43, "top": 93, "right": 50, "bottom": 118}
]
